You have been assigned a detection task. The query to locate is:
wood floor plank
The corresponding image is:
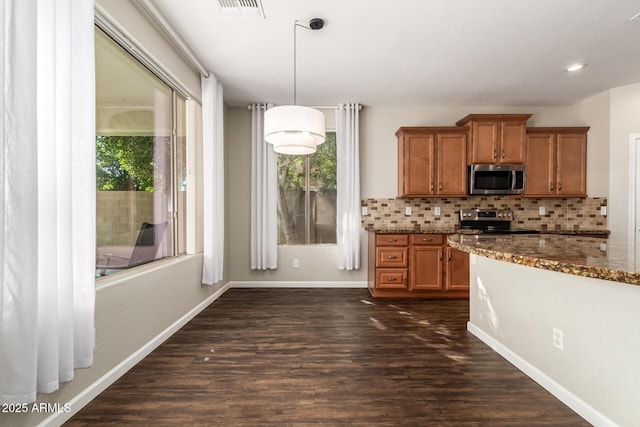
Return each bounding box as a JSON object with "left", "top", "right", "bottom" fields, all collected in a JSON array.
[{"left": 66, "top": 288, "right": 590, "bottom": 426}]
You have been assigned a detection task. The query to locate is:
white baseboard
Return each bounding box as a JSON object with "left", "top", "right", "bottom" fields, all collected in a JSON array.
[
  {"left": 229, "top": 281, "right": 368, "bottom": 289},
  {"left": 467, "top": 321, "right": 617, "bottom": 427},
  {"left": 40, "top": 282, "right": 232, "bottom": 427}
]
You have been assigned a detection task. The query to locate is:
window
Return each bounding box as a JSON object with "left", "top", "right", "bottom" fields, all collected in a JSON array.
[
  {"left": 277, "top": 132, "right": 337, "bottom": 245},
  {"left": 95, "top": 27, "right": 186, "bottom": 276}
]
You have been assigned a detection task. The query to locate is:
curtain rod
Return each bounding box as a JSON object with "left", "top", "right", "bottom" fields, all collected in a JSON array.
[
  {"left": 248, "top": 104, "right": 363, "bottom": 110},
  {"left": 133, "top": 0, "right": 210, "bottom": 78}
]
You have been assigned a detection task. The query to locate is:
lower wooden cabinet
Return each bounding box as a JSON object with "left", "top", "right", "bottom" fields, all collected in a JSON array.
[{"left": 368, "top": 232, "right": 469, "bottom": 298}]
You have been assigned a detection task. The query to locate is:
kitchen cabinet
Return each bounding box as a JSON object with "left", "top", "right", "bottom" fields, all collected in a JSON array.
[
  {"left": 368, "top": 232, "right": 469, "bottom": 298},
  {"left": 525, "top": 127, "right": 589, "bottom": 197},
  {"left": 396, "top": 127, "right": 467, "bottom": 197},
  {"left": 456, "top": 114, "right": 532, "bottom": 164}
]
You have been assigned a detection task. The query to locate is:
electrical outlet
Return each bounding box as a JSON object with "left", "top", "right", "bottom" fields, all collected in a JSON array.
[
  {"left": 434, "top": 206, "right": 441, "bottom": 216},
  {"left": 553, "top": 328, "right": 564, "bottom": 350},
  {"left": 539, "top": 239, "right": 546, "bottom": 247},
  {"left": 361, "top": 206, "right": 368, "bottom": 216},
  {"left": 405, "top": 206, "right": 412, "bottom": 216},
  {"left": 293, "top": 259, "right": 300, "bottom": 269},
  {"left": 601, "top": 206, "right": 607, "bottom": 216},
  {"left": 539, "top": 206, "right": 546, "bottom": 215}
]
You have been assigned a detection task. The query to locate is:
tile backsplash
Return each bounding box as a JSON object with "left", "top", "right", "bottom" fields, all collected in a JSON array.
[{"left": 361, "top": 196, "right": 608, "bottom": 231}]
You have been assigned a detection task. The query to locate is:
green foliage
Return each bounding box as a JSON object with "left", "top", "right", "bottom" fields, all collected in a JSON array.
[
  {"left": 96, "top": 135, "right": 156, "bottom": 192},
  {"left": 277, "top": 132, "right": 337, "bottom": 193}
]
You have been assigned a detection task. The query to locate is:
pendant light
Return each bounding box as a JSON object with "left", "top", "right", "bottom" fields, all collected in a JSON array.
[{"left": 264, "top": 19, "right": 326, "bottom": 155}]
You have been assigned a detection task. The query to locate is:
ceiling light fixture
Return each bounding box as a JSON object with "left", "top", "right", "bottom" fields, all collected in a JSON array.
[
  {"left": 264, "top": 19, "right": 326, "bottom": 155},
  {"left": 565, "top": 63, "right": 586, "bottom": 72}
]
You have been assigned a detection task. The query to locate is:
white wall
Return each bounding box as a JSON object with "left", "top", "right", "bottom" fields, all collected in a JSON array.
[
  {"left": 608, "top": 83, "right": 640, "bottom": 239},
  {"left": 469, "top": 255, "right": 640, "bottom": 426}
]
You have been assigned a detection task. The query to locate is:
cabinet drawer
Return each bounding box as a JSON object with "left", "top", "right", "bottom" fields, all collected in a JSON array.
[
  {"left": 375, "top": 234, "right": 408, "bottom": 246},
  {"left": 376, "top": 247, "right": 408, "bottom": 267},
  {"left": 410, "top": 234, "right": 444, "bottom": 245},
  {"left": 375, "top": 269, "right": 408, "bottom": 289}
]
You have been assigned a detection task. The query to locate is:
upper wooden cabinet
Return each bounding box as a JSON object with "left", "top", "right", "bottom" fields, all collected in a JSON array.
[
  {"left": 525, "top": 127, "right": 589, "bottom": 197},
  {"left": 396, "top": 127, "right": 468, "bottom": 197},
  {"left": 456, "top": 114, "right": 532, "bottom": 164}
]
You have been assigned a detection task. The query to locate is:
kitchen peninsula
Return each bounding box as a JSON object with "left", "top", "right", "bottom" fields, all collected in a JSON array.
[{"left": 448, "top": 233, "right": 640, "bottom": 426}]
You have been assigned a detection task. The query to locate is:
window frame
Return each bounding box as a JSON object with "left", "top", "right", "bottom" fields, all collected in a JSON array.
[{"left": 94, "top": 22, "right": 188, "bottom": 279}]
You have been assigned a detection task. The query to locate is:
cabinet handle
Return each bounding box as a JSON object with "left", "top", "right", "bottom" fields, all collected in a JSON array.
[
  {"left": 501, "top": 149, "right": 506, "bottom": 158},
  {"left": 387, "top": 277, "right": 397, "bottom": 281},
  {"left": 550, "top": 182, "right": 554, "bottom": 191},
  {"left": 448, "top": 251, "right": 452, "bottom": 260},
  {"left": 422, "top": 238, "right": 433, "bottom": 242},
  {"left": 493, "top": 149, "right": 497, "bottom": 159},
  {"left": 430, "top": 182, "right": 434, "bottom": 191},
  {"left": 439, "top": 182, "right": 442, "bottom": 191},
  {"left": 439, "top": 251, "right": 443, "bottom": 260},
  {"left": 387, "top": 255, "right": 398, "bottom": 259},
  {"left": 387, "top": 238, "right": 397, "bottom": 242},
  {"left": 558, "top": 182, "right": 562, "bottom": 190}
]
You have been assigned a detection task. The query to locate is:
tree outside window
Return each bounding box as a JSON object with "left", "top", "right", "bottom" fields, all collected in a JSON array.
[{"left": 277, "top": 132, "right": 337, "bottom": 245}]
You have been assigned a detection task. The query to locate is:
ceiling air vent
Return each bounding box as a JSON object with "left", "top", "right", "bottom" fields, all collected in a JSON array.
[{"left": 218, "top": 0, "right": 265, "bottom": 18}]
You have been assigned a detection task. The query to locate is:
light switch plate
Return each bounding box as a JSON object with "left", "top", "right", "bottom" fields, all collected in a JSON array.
[
  {"left": 361, "top": 206, "right": 368, "bottom": 216},
  {"left": 434, "top": 207, "right": 441, "bottom": 216},
  {"left": 405, "top": 206, "right": 412, "bottom": 216},
  {"left": 601, "top": 206, "right": 607, "bottom": 216},
  {"left": 539, "top": 206, "right": 546, "bottom": 215}
]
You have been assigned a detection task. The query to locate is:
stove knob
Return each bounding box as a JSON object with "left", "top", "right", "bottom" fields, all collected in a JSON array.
[{"left": 498, "top": 213, "right": 503, "bottom": 217}]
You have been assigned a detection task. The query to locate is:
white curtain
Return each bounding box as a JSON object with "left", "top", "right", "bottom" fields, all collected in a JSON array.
[
  {"left": 201, "top": 73, "right": 225, "bottom": 284},
  {"left": 336, "top": 103, "right": 362, "bottom": 270},
  {"left": 1, "top": 0, "right": 95, "bottom": 403},
  {"left": 250, "top": 103, "right": 278, "bottom": 269}
]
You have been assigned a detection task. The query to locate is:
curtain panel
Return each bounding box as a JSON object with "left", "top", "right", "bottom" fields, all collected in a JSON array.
[
  {"left": 1, "top": 0, "right": 95, "bottom": 403},
  {"left": 250, "top": 103, "right": 278, "bottom": 269},
  {"left": 201, "top": 74, "right": 225, "bottom": 284},
  {"left": 336, "top": 103, "right": 362, "bottom": 270}
]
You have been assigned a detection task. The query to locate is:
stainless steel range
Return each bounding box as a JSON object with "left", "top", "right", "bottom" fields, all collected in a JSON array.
[{"left": 458, "top": 208, "right": 540, "bottom": 234}]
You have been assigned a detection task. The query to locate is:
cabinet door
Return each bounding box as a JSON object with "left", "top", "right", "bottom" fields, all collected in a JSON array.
[
  {"left": 500, "top": 121, "right": 526, "bottom": 163},
  {"left": 410, "top": 246, "right": 442, "bottom": 290},
  {"left": 525, "top": 133, "right": 556, "bottom": 196},
  {"left": 400, "top": 134, "right": 435, "bottom": 196},
  {"left": 556, "top": 133, "right": 587, "bottom": 196},
  {"left": 470, "top": 121, "right": 499, "bottom": 164},
  {"left": 436, "top": 133, "right": 467, "bottom": 195},
  {"left": 445, "top": 247, "right": 469, "bottom": 291}
]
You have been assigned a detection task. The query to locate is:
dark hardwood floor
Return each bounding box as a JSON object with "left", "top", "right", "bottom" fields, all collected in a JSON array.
[{"left": 67, "top": 288, "right": 589, "bottom": 426}]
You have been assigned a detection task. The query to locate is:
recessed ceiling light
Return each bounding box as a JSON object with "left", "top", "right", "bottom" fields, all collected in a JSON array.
[{"left": 565, "top": 63, "right": 586, "bottom": 72}]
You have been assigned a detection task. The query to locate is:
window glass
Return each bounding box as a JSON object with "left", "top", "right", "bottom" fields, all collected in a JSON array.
[
  {"left": 277, "top": 132, "right": 337, "bottom": 245},
  {"left": 95, "top": 28, "right": 178, "bottom": 276}
]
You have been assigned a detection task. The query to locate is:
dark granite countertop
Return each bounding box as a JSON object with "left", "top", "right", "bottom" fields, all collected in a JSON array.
[
  {"left": 448, "top": 233, "right": 640, "bottom": 286},
  {"left": 364, "top": 226, "right": 610, "bottom": 237}
]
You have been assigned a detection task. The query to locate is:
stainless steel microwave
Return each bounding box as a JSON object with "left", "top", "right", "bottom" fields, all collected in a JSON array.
[{"left": 468, "top": 164, "right": 525, "bottom": 195}]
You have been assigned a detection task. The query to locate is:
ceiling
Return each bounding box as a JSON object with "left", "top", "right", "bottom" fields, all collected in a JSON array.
[{"left": 150, "top": 0, "right": 640, "bottom": 108}]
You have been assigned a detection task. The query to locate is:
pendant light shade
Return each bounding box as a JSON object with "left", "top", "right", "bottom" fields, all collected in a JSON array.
[
  {"left": 264, "top": 18, "right": 326, "bottom": 155},
  {"left": 264, "top": 105, "right": 326, "bottom": 155}
]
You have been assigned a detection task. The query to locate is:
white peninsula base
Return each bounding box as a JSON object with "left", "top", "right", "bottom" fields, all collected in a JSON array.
[{"left": 467, "top": 254, "right": 640, "bottom": 427}]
